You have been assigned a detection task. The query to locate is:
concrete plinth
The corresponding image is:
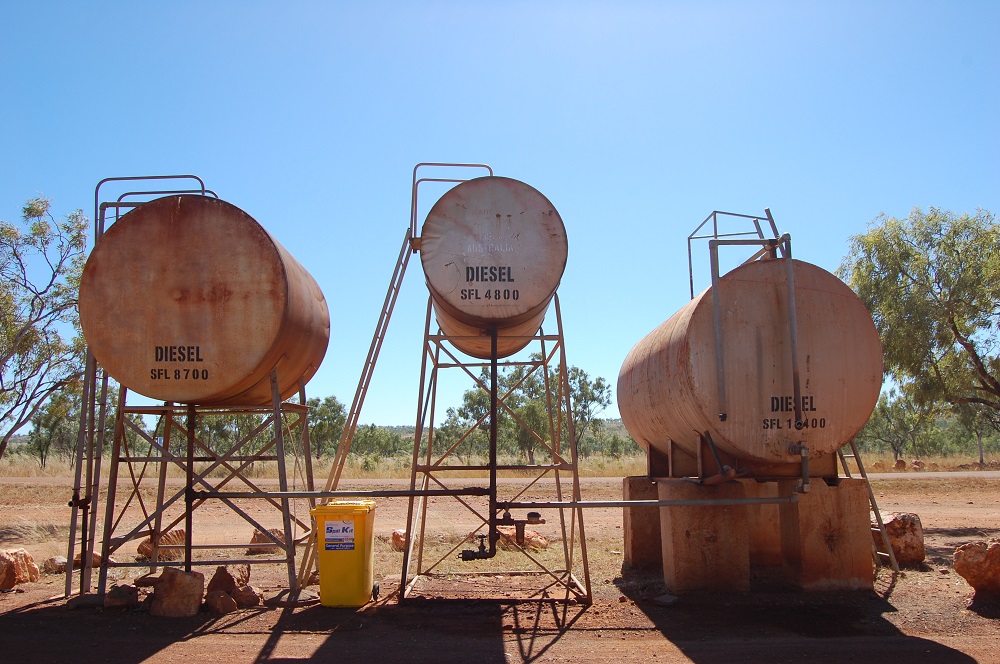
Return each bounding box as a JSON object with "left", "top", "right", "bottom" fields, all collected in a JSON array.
[
  {"left": 657, "top": 480, "right": 750, "bottom": 593},
  {"left": 623, "top": 476, "right": 661, "bottom": 570},
  {"left": 637, "top": 477, "right": 873, "bottom": 593},
  {"left": 780, "top": 478, "right": 873, "bottom": 590}
]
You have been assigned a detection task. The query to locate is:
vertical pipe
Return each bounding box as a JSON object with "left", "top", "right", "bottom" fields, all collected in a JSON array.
[
  {"left": 488, "top": 327, "right": 499, "bottom": 555},
  {"left": 709, "top": 240, "right": 728, "bottom": 421},
  {"left": 79, "top": 366, "right": 100, "bottom": 592},
  {"left": 184, "top": 404, "right": 195, "bottom": 573},
  {"left": 84, "top": 370, "right": 110, "bottom": 592},
  {"left": 66, "top": 350, "right": 95, "bottom": 596},
  {"left": 782, "top": 236, "right": 803, "bottom": 429}
]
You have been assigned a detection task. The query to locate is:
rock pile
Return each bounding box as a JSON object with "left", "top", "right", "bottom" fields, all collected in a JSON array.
[
  {"left": 150, "top": 568, "right": 205, "bottom": 618},
  {"left": 246, "top": 528, "right": 286, "bottom": 555},
  {"left": 954, "top": 538, "right": 1000, "bottom": 598},
  {"left": 43, "top": 556, "right": 67, "bottom": 574},
  {"left": 0, "top": 549, "right": 39, "bottom": 590},
  {"left": 496, "top": 526, "right": 549, "bottom": 551},
  {"left": 136, "top": 529, "right": 187, "bottom": 561},
  {"left": 873, "top": 512, "right": 925, "bottom": 566},
  {"left": 204, "top": 564, "right": 262, "bottom": 613}
]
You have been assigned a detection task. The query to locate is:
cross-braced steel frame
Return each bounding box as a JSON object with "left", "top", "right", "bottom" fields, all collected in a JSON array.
[
  {"left": 89, "top": 375, "right": 315, "bottom": 596},
  {"left": 66, "top": 176, "right": 316, "bottom": 598},
  {"left": 399, "top": 294, "right": 592, "bottom": 604}
]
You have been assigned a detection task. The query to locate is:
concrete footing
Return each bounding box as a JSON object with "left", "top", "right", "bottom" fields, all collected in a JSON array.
[
  {"left": 623, "top": 476, "right": 873, "bottom": 593},
  {"left": 622, "top": 476, "right": 661, "bottom": 570}
]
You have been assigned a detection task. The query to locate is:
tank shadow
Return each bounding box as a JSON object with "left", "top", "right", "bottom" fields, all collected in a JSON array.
[{"left": 614, "top": 566, "right": 978, "bottom": 663}]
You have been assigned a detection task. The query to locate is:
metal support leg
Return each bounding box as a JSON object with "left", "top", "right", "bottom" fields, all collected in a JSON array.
[{"left": 271, "top": 370, "right": 299, "bottom": 594}]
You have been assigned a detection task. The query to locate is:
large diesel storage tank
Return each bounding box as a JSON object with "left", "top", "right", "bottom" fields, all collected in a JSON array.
[
  {"left": 419, "top": 176, "right": 567, "bottom": 359},
  {"left": 617, "top": 257, "right": 882, "bottom": 466},
  {"left": 78, "top": 195, "right": 330, "bottom": 406}
]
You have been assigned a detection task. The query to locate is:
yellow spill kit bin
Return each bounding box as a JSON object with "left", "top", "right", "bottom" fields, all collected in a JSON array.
[{"left": 311, "top": 500, "right": 377, "bottom": 607}]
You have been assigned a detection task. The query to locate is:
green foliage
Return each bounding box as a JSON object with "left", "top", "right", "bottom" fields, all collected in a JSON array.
[
  {"left": 27, "top": 388, "right": 79, "bottom": 467},
  {"left": 1, "top": 197, "right": 88, "bottom": 459},
  {"left": 351, "top": 423, "right": 408, "bottom": 456},
  {"left": 577, "top": 419, "right": 642, "bottom": 459},
  {"left": 839, "top": 207, "right": 1000, "bottom": 420},
  {"left": 855, "top": 389, "right": 1000, "bottom": 461},
  {"left": 855, "top": 389, "right": 937, "bottom": 460},
  {"left": 437, "top": 357, "right": 618, "bottom": 464},
  {"left": 306, "top": 395, "right": 346, "bottom": 458},
  {"left": 193, "top": 412, "right": 272, "bottom": 456}
]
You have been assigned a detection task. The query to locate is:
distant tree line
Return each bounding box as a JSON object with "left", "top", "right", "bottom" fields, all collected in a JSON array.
[{"left": 5, "top": 388, "right": 640, "bottom": 470}]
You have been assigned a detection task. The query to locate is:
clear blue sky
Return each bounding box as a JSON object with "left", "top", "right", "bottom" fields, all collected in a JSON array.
[{"left": 2, "top": 2, "right": 997, "bottom": 425}]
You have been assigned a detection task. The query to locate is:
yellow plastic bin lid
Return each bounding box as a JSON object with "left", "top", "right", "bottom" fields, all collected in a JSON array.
[{"left": 311, "top": 499, "right": 376, "bottom": 514}]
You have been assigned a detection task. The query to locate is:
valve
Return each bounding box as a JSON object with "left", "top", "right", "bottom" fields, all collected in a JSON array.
[{"left": 460, "top": 533, "right": 489, "bottom": 561}]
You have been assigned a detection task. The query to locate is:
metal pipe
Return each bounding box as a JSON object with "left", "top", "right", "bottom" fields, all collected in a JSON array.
[
  {"left": 65, "top": 349, "right": 94, "bottom": 596},
  {"left": 499, "top": 495, "right": 800, "bottom": 510},
  {"left": 184, "top": 404, "right": 195, "bottom": 573},
  {"left": 413, "top": 463, "right": 572, "bottom": 472},
  {"left": 191, "top": 490, "right": 800, "bottom": 508},
  {"left": 102, "top": 558, "right": 299, "bottom": 569},
  {"left": 409, "top": 163, "right": 493, "bottom": 238},
  {"left": 709, "top": 240, "right": 728, "bottom": 421},
  {"left": 781, "top": 234, "right": 804, "bottom": 429},
  {"left": 764, "top": 208, "right": 781, "bottom": 249},
  {"left": 195, "top": 488, "right": 491, "bottom": 500},
  {"left": 488, "top": 327, "right": 500, "bottom": 555},
  {"left": 459, "top": 328, "right": 502, "bottom": 561},
  {"left": 799, "top": 445, "right": 810, "bottom": 493}
]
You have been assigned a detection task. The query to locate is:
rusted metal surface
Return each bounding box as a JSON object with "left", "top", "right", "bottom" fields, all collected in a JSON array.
[
  {"left": 78, "top": 195, "right": 330, "bottom": 405},
  {"left": 617, "top": 258, "right": 883, "bottom": 464},
  {"left": 419, "top": 176, "right": 567, "bottom": 358}
]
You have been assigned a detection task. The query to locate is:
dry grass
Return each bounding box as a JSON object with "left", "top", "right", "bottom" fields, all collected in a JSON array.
[
  {"left": 859, "top": 453, "right": 999, "bottom": 471},
  {"left": 0, "top": 453, "right": 650, "bottom": 481},
  {"left": 0, "top": 457, "right": 77, "bottom": 478},
  {"left": 868, "top": 475, "right": 999, "bottom": 494},
  {"left": 3, "top": 451, "right": 993, "bottom": 484}
]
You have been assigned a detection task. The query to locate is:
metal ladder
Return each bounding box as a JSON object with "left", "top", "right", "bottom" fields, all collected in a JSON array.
[
  {"left": 325, "top": 227, "right": 413, "bottom": 493},
  {"left": 296, "top": 227, "right": 413, "bottom": 584},
  {"left": 838, "top": 439, "right": 899, "bottom": 574}
]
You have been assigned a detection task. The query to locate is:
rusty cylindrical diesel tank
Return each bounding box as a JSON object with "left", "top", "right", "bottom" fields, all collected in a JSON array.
[
  {"left": 419, "top": 176, "right": 568, "bottom": 359},
  {"left": 617, "top": 258, "right": 882, "bottom": 465},
  {"left": 78, "top": 195, "right": 330, "bottom": 406}
]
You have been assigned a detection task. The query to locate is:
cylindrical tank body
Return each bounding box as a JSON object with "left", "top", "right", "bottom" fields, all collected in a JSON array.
[
  {"left": 419, "top": 176, "right": 567, "bottom": 358},
  {"left": 79, "top": 195, "right": 330, "bottom": 406},
  {"left": 617, "top": 258, "right": 882, "bottom": 464}
]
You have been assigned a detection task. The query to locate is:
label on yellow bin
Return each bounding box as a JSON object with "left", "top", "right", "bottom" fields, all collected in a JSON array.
[{"left": 324, "top": 520, "right": 355, "bottom": 550}]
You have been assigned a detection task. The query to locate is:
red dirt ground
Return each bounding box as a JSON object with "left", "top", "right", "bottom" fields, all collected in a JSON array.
[{"left": 1, "top": 474, "right": 998, "bottom": 663}]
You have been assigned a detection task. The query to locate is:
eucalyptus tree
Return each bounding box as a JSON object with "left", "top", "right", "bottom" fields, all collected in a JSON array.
[
  {"left": 840, "top": 207, "right": 999, "bottom": 423},
  {"left": 1, "top": 198, "right": 88, "bottom": 459}
]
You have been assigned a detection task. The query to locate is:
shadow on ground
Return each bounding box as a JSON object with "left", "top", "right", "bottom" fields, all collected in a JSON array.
[
  {"left": 0, "top": 575, "right": 986, "bottom": 664},
  {"left": 613, "top": 566, "right": 978, "bottom": 663}
]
